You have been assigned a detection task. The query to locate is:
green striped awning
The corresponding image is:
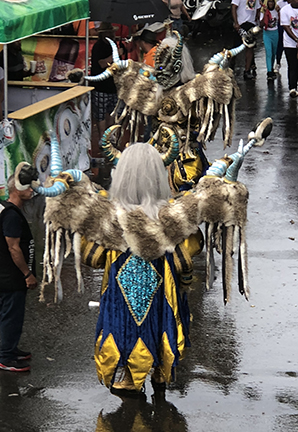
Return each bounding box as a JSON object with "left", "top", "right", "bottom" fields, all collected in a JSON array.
[{"left": 0, "top": 0, "right": 90, "bottom": 44}]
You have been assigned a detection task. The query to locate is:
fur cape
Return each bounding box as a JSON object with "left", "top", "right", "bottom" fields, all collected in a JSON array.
[{"left": 41, "top": 173, "right": 249, "bottom": 304}]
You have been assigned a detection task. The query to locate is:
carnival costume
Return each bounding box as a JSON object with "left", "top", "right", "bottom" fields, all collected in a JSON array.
[
  {"left": 25, "top": 114, "right": 273, "bottom": 395},
  {"left": 29, "top": 28, "right": 269, "bottom": 394}
]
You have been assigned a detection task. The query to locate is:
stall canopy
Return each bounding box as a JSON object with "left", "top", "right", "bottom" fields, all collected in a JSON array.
[
  {"left": 89, "top": 0, "right": 170, "bottom": 26},
  {"left": 0, "top": 0, "right": 90, "bottom": 44}
]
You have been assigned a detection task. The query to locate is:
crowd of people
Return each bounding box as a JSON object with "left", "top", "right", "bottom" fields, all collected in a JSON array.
[{"left": 231, "top": 0, "right": 298, "bottom": 96}]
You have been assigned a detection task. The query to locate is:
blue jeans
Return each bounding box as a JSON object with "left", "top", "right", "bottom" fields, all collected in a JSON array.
[
  {"left": 263, "top": 29, "right": 279, "bottom": 73},
  {"left": 0, "top": 291, "right": 27, "bottom": 362}
]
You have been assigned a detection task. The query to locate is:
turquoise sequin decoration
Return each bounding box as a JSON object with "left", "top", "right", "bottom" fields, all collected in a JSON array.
[{"left": 117, "top": 255, "right": 162, "bottom": 325}]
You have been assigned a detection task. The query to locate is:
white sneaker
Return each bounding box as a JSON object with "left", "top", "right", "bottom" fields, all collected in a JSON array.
[
  {"left": 289, "top": 89, "right": 298, "bottom": 98},
  {"left": 274, "top": 63, "right": 281, "bottom": 74}
]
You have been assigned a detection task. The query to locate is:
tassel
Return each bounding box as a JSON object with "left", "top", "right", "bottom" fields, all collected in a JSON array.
[
  {"left": 64, "top": 229, "right": 72, "bottom": 258},
  {"left": 205, "top": 222, "right": 215, "bottom": 290},
  {"left": 53, "top": 228, "right": 63, "bottom": 303},
  {"left": 73, "top": 232, "right": 84, "bottom": 294},
  {"left": 239, "top": 227, "right": 249, "bottom": 300}
]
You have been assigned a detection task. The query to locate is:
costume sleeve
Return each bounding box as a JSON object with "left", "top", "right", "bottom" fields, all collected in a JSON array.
[
  {"left": 2, "top": 210, "right": 22, "bottom": 238},
  {"left": 173, "top": 230, "right": 204, "bottom": 288},
  {"left": 81, "top": 236, "right": 107, "bottom": 269}
]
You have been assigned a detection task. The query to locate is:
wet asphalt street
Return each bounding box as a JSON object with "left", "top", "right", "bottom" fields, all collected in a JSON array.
[{"left": 1, "top": 30, "right": 298, "bottom": 432}]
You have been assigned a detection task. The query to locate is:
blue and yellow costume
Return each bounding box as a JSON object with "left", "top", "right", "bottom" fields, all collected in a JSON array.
[{"left": 81, "top": 231, "right": 203, "bottom": 391}]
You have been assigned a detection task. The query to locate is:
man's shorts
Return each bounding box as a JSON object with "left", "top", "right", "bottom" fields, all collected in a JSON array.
[{"left": 91, "top": 91, "right": 118, "bottom": 122}]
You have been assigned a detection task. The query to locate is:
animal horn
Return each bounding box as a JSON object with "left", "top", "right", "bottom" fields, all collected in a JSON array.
[
  {"left": 101, "top": 125, "right": 122, "bottom": 165},
  {"left": 85, "top": 38, "right": 128, "bottom": 82},
  {"left": 106, "top": 37, "right": 120, "bottom": 63},
  {"left": 149, "top": 127, "right": 179, "bottom": 166},
  {"left": 33, "top": 169, "right": 82, "bottom": 197},
  {"left": 50, "top": 133, "right": 63, "bottom": 177},
  {"left": 172, "top": 31, "right": 183, "bottom": 61}
]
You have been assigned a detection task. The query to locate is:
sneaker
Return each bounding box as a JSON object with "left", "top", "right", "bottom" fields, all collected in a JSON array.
[
  {"left": 274, "top": 63, "right": 281, "bottom": 74},
  {"left": 289, "top": 89, "right": 298, "bottom": 98},
  {"left": 12, "top": 348, "right": 32, "bottom": 361},
  {"left": 0, "top": 359, "right": 31, "bottom": 372},
  {"left": 267, "top": 72, "right": 273, "bottom": 81},
  {"left": 243, "top": 70, "right": 254, "bottom": 80},
  {"left": 267, "top": 71, "right": 276, "bottom": 81}
]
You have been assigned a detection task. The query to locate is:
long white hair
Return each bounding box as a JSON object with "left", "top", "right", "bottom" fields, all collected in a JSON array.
[
  {"left": 159, "top": 36, "right": 196, "bottom": 84},
  {"left": 109, "top": 143, "right": 171, "bottom": 220}
]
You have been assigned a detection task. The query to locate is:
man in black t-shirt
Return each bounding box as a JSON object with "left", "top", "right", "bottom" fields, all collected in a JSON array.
[
  {"left": 0, "top": 163, "right": 38, "bottom": 372},
  {"left": 91, "top": 22, "right": 120, "bottom": 156}
]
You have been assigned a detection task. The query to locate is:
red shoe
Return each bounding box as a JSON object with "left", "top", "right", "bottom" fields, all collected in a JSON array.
[{"left": 0, "top": 360, "right": 31, "bottom": 372}]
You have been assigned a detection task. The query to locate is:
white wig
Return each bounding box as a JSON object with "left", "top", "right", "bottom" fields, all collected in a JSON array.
[
  {"left": 109, "top": 143, "right": 171, "bottom": 220},
  {"left": 159, "top": 36, "right": 196, "bottom": 83}
]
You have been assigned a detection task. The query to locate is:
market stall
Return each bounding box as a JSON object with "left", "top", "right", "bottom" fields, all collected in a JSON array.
[{"left": 0, "top": 0, "right": 93, "bottom": 199}]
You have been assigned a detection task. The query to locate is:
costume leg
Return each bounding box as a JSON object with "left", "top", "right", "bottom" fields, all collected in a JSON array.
[{"left": 0, "top": 291, "right": 26, "bottom": 362}]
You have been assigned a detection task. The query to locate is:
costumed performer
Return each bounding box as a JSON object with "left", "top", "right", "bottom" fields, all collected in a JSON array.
[
  {"left": 33, "top": 119, "right": 273, "bottom": 398},
  {"left": 81, "top": 141, "right": 204, "bottom": 396}
]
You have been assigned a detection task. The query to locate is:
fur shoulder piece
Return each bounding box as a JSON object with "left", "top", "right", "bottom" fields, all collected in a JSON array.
[{"left": 41, "top": 174, "right": 249, "bottom": 304}]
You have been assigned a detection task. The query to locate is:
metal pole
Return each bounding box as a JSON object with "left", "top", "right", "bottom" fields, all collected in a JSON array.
[
  {"left": 3, "top": 44, "right": 8, "bottom": 118},
  {"left": 85, "top": 19, "right": 89, "bottom": 84}
]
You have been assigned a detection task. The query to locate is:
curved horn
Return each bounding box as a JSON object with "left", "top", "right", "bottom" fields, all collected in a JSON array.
[
  {"left": 50, "top": 133, "right": 63, "bottom": 177},
  {"left": 172, "top": 31, "right": 183, "bottom": 61},
  {"left": 150, "top": 127, "right": 179, "bottom": 166},
  {"left": 33, "top": 170, "right": 82, "bottom": 197},
  {"left": 101, "top": 125, "right": 122, "bottom": 165},
  {"left": 106, "top": 37, "right": 120, "bottom": 63},
  {"left": 85, "top": 69, "right": 113, "bottom": 82}
]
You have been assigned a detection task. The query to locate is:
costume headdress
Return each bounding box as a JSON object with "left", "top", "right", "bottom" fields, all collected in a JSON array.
[{"left": 154, "top": 31, "right": 183, "bottom": 89}]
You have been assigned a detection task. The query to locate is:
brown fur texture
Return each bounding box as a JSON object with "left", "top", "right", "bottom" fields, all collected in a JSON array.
[
  {"left": 42, "top": 174, "right": 249, "bottom": 302},
  {"left": 111, "top": 61, "right": 241, "bottom": 148}
]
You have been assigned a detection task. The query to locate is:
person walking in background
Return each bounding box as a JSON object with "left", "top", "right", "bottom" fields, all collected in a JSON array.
[
  {"left": 231, "top": 0, "right": 261, "bottom": 80},
  {"left": 90, "top": 22, "right": 120, "bottom": 158},
  {"left": 260, "top": 0, "right": 279, "bottom": 80},
  {"left": 0, "top": 164, "right": 38, "bottom": 372},
  {"left": 162, "top": 0, "right": 192, "bottom": 35},
  {"left": 280, "top": 0, "right": 298, "bottom": 97},
  {"left": 275, "top": 0, "right": 290, "bottom": 73}
]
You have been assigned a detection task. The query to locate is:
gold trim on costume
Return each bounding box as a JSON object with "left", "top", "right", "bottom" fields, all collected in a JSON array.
[
  {"left": 101, "top": 251, "right": 122, "bottom": 296},
  {"left": 95, "top": 332, "right": 120, "bottom": 388},
  {"left": 160, "top": 331, "right": 175, "bottom": 382},
  {"left": 127, "top": 338, "right": 154, "bottom": 391},
  {"left": 164, "top": 258, "right": 185, "bottom": 356}
]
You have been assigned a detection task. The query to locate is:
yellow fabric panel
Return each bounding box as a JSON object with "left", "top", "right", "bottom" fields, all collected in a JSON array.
[
  {"left": 95, "top": 332, "right": 120, "bottom": 388},
  {"left": 163, "top": 258, "right": 185, "bottom": 356},
  {"left": 101, "top": 250, "right": 122, "bottom": 296},
  {"left": 94, "top": 330, "right": 103, "bottom": 382},
  {"left": 160, "top": 331, "right": 175, "bottom": 383},
  {"left": 183, "top": 229, "right": 204, "bottom": 258},
  {"left": 173, "top": 154, "right": 203, "bottom": 187},
  {"left": 81, "top": 237, "right": 106, "bottom": 269},
  {"left": 127, "top": 338, "right": 154, "bottom": 391}
]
